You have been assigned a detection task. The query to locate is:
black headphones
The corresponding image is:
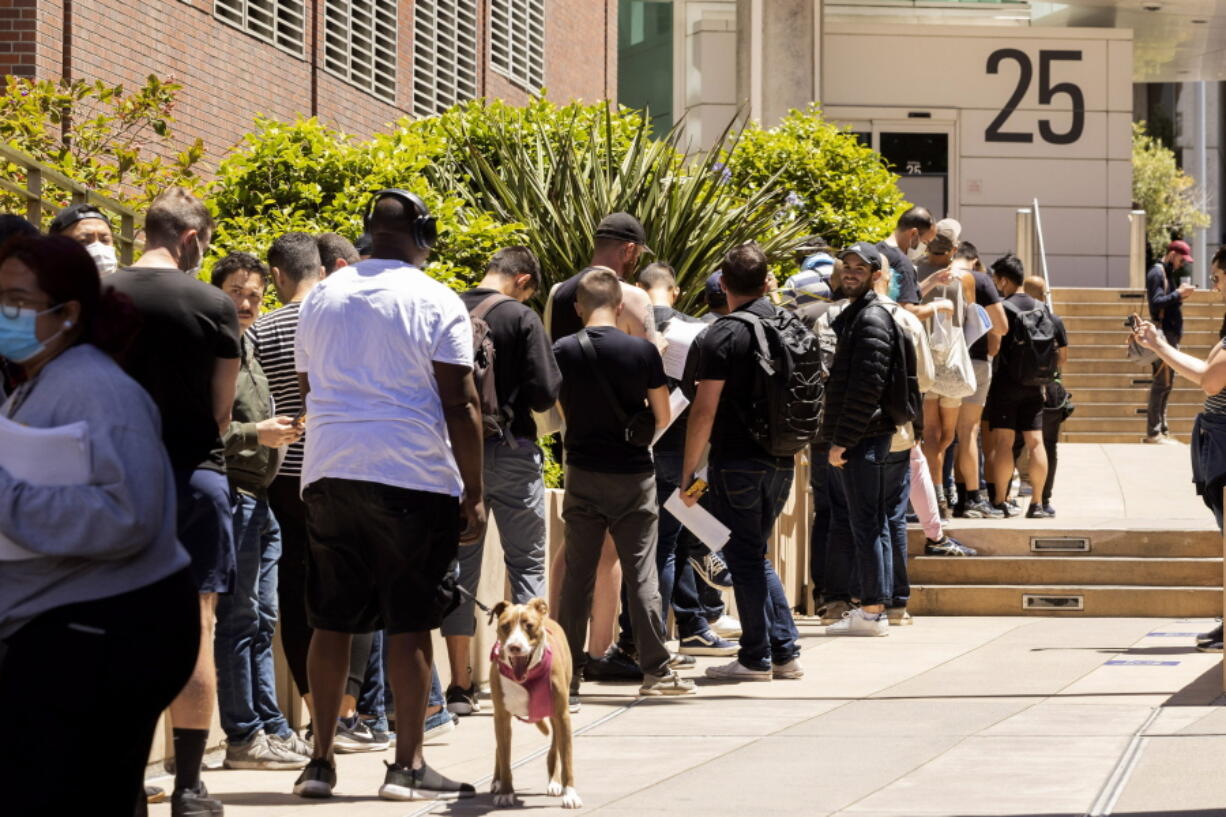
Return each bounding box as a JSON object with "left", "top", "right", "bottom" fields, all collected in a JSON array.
[{"left": 363, "top": 188, "right": 438, "bottom": 250}]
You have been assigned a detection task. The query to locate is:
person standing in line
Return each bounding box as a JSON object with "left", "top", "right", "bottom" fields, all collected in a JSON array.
[
  {"left": 442, "top": 246, "right": 561, "bottom": 713},
  {"left": 952, "top": 242, "right": 1009, "bottom": 518},
  {"left": 315, "top": 232, "right": 361, "bottom": 276},
  {"left": 0, "top": 236, "right": 199, "bottom": 816},
  {"left": 48, "top": 203, "right": 118, "bottom": 275},
  {"left": 681, "top": 243, "right": 804, "bottom": 679},
  {"left": 291, "top": 191, "right": 485, "bottom": 801},
  {"left": 1145, "top": 240, "right": 1196, "bottom": 444},
  {"left": 210, "top": 252, "right": 312, "bottom": 770},
  {"left": 108, "top": 187, "right": 239, "bottom": 816},
  {"left": 553, "top": 268, "right": 695, "bottom": 700},
  {"left": 876, "top": 206, "right": 938, "bottom": 320},
  {"left": 818, "top": 243, "right": 907, "bottom": 637}
]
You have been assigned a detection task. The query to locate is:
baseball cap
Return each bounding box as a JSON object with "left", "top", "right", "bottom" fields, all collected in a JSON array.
[
  {"left": 1168, "top": 240, "right": 1193, "bottom": 262},
  {"left": 837, "top": 242, "right": 883, "bottom": 270},
  {"left": 704, "top": 270, "right": 727, "bottom": 307},
  {"left": 49, "top": 203, "right": 110, "bottom": 235},
  {"left": 595, "top": 212, "right": 652, "bottom": 253},
  {"left": 928, "top": 218, "right": 961, "bottom": 254},
  {"left": 783, "top": 268, "right": 833, "bottom": 306},
  {"left": 800, "top": 251, "right": 836, "bottom": 273}
]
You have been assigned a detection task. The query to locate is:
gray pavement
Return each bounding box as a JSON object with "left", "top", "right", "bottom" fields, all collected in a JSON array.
[{"left": 151, "top": 615, "right": 1226, "bottom": 817}]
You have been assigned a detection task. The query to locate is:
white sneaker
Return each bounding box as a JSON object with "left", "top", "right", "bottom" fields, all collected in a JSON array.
[
  {"left": 772, "top": 659, "right": 804, "bottom": 679},
  {"left": 705, "top": 658, "right": 772, "bottom": 681},
  {"left": 825, "top": 609, "right": 890, "bottom": 637},
  {"left": 711, "top": 614, "right": 742, "bottom": 639}
]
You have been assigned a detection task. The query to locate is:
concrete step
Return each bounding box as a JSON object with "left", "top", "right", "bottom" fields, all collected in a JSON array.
[
  {"left": 1064, "top": 401, "right": 1200, "bottom": 419},
  {"left": 1071, "top": 344, "right": 1152, "bottom": 361},
  {"left": 1064, "top": 358, "right": 1176, "bottom": 374},
  {"left": 1060, "top": 430, "right": 1191, "bottom": 443},
  {"left": 1067, "top": 330, "right": 1221, "bottom": 346},
  {"left": 1060, "top": 372, "right": 1190, "bottom": 389},
  {"left": 1052, "top": 287, "right": 1221, "bottom": 310},
  {"left": 1054, "top": 301, "right": 1223, "bottom": 318},
  {"left": 910, "top": 523, "right": 1219, "bottom": 557},
  {"left": 909, "top": 555, "right": 1221, "bottom": 587},
  {"left": 1062, "top": 314, "right": 1224, "bottom": 331},
  {"left": 1064, "top": 416, "right": 1195, "bottom": 433},
  {"left": 1058, "top": 386, "right": 1202, "bottom": 404},
  {"left": 909, "top": 584, "right": 1221, "bottom": 616}
]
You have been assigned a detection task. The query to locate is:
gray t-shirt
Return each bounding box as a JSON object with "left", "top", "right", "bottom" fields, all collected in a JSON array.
[{"left": 0, "top": 344, "right": 189, "bottom": 638}]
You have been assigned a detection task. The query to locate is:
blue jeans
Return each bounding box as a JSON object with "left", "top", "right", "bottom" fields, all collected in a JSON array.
[
  {"left": 883, "top": 449, "right": 912, "bottom": 608},
  {"left": 215, "top": 493, "right": 291, "bottom": 743},
  {"left": 441, "top": 439, "right": 547, "bottom": 638},
  {"left": 829, "top": 434, "right": 894, "bottom": 607},
  {"left": 359, "top": 630, "right": 386, "bottom": 725},
  {"left": 708, "top": 456, "right": 800, "bottom": 670},
  {"left": 616, "top": 450, "right": 713, "bottom": 645},
  {"left": 808, "top": 443, "right": 831, "bottom": 604}
]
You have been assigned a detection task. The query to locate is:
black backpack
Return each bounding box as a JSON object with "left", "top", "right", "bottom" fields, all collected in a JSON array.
[
  {"left": 723, "top": 306, "right": 826, "bottom": 457},
  {"left": 1003, "top": 300, "right": 1059, "bottom": 387},
  {"left": 469, "top": 293, "right": 517, "bottom": 440}
]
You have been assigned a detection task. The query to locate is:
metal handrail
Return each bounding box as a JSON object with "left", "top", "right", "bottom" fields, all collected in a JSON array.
[
  {"left": 0, "top": 143, "right": 143, "bottom": 265},
  {"left": 1032, "top": 198, "right": 1051, "bottom": 307}
]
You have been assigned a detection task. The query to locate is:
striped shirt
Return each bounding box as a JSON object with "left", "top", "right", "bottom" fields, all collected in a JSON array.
[
  {"left": 1207, "top": 338, "right": 1226, "bottom": 416},
  {"left": 249, "top": 302, "right": 305, "bottom": 476}
]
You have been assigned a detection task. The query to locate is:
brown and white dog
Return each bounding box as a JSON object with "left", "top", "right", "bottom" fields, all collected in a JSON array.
[{"left": 489, "top": 598, "right": 581, "bottom": 809}]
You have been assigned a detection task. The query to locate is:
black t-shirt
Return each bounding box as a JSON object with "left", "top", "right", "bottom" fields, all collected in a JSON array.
[
  {"left": 460, "top": 287, "right": 561, "bottom": 441},
  {"left": 695, "top": 297, "right": 790, "bottom": 462},
  {"left": 876, "top": 241, "right": 920, "bottom": 305},
  {"left": 968, "top": 269, "right": 1004, "bottom": 361},
  {"left": 651, "top": 305, "right": 701, "bottom": 453},
  {"left": 553, "top": 326, "right": 666, "bottom": 474},
  {"left": 108, "top": 266, "right": 241, "bottom": 472},
  {"left": 991, "top": 292, "right": 1044, "bottom": 398},
  {"left": 549, "top": 267, "right": 598, "bottom": 341}
]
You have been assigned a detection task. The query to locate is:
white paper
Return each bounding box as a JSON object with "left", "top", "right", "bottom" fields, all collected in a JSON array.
[
  {"left": 0, "top": 414, "right": 91, "bottom": 560},
  {"left": 651, "top": 389, "right": 691, "bottom": 446},
  {"left": 660, "top": 319, "right": 706, "bottom": 380},
  {"left": 663, "top": 488, "right": 730, "bottom": 553},
  {"left": 963, "top": 302, "right": 991, "bottom": 346}
]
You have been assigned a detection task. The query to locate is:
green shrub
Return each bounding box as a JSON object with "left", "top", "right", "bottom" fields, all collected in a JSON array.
[
  {"left": 722, "top": 103, "right": 906, "bottom": 249},
  {"left": 1132, "top": 121, "right": 1210, "bottom": 256}
]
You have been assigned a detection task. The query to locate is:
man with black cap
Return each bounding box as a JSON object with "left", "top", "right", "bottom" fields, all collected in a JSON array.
[
  {"left": 820, "top": 242, "right": 908, "bottom": 637},
  {"left": 48, "top": 203, "right": 117, "bottom": 275},
  {"left": 701, "top": 270, "right": 729, "bottom": 323},
  {"left": 1145, "top": 239, "right": 1196, "bottom": 443}
]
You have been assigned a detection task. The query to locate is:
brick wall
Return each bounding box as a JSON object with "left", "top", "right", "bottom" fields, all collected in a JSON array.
[{"left": 9, "top": 0, "right": 615, "bottom": 171}]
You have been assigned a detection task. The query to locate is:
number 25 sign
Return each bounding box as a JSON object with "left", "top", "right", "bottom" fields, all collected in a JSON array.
[{"left": 985, "top": 49, "right": 1085, "bottom": 145}]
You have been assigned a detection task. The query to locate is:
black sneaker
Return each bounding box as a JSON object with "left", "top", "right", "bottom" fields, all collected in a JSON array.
[
  {"left": 379, "top": 761, "right": 476, "bottom": 801},
  {"left": 583, "top": 645, "right": 642, "bottom": 681},
  {"left": 1042, "top": 503, "right": 1056, "bottom": 516},
  {"left": 1196, "top": 623, "right": 1223, "bottom": 648},
  {"left": 961, "top": 497, "right": 1004, "bottom": 519},
  {"left": 293, "top": 757, "right": 336, "bottom": 799},
  {"left": 334, "top": 716, "right": 389, "bottom": 753},
  {"left": 689, "top": 551, "right": 734, "bottom": 589},
  {"left": 1025, "top": 503, "right": 1055, "bottom": 519},
  {"left": 925, "top": 536, "right": 978, "bottom": 557},
  {"left": 445, "top": 683, "right": 481, "bottom": 716},
  {"left": 171, "top": 782, "right": 224, "bottom": 816}
]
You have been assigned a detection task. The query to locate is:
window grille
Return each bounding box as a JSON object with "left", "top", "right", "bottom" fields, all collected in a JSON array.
[
  {"left": 490, "top": 0, "right": 545, "bottom": 92},
  {"left": 324, "top": 0, "right": 399, "bottom": 104},
  {"left": 412, "top": 0, "right": 478, "bottom": 117},
  {"left": 214, "top": 0, "right": 306, "bottom": 57}
]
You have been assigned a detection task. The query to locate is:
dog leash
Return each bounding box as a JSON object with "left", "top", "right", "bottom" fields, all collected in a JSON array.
[{"left": 455, "top": 584, "right": 504, "bottom": 624}]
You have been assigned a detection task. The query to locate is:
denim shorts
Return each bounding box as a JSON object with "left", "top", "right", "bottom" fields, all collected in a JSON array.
[{"left": 303, "top": 478, "right": 459, "bottom": 635}]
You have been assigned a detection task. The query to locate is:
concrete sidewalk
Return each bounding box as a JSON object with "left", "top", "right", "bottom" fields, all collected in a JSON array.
[{"left": 151, "top": 616, "right": 1226, "bottom": 817}]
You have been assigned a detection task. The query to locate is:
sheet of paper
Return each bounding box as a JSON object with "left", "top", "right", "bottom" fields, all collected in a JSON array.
[
  {"left": 663, "top": 488, "right": 730, "bottom": 553},
  {"left": 0, "top": 414, "right": 91, "bottom": 561},
  {"left": 651, "top": 389, "right": 691, "bottom": 446},
  {"left": 660, "top": 319, "right": 706, "bottom": 380}
]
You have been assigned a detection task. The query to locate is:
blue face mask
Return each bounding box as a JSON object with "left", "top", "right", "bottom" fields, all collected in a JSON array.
[{"left": 0, "top": 304, "right": 63, "bottom": 363}]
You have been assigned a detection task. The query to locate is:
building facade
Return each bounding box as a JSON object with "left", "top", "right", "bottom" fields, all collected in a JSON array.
[{"left": 6, "top": 0, "right": 616, "bottom": 164}]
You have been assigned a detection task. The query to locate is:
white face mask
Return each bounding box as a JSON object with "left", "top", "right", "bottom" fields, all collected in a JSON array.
[
  {"left": 907, "top": 240, "right": 927, "bottom": 262},
  {"left": 86, "top": 241, "right": 118, "bottom": 276}
]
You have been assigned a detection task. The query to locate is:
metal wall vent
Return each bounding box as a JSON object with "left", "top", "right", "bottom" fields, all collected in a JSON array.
[
  {"left": 1031, "top": 537, "right": 1091, "bottom": 552},
  {"left": 1023, "top": 594, "right": 1085, "bottom": 611}
]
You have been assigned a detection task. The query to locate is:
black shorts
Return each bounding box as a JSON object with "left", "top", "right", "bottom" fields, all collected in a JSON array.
[
  {"left": 175, "top": 468, "right": 237, "bottom": 594},
  {"left": 986, "top": 387, "right": 1044, "bottom": 432},
  {"left": 303, "top": 478, "right": 459, "bottom": 635}
]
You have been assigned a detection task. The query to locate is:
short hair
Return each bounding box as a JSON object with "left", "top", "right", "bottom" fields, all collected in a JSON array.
[
  {"left": 268, "top": 231, "right": 322, "bottom": 284},
  {"left": 720, "top": 242, "right": 768, "bottom": 296},
  {"left": 637, "top": 262, "right": 676, "bottom": 291},
  {"left": 576, "top": 267, "right": 622, "bottom": 313},
  {"left": 897, "top": 206, "right": 934, "bottom": 233},
  {"left": 953, "top": 241, "right": 979, "bottom": 263},
  {"left": 486, "top": 246, "right": 541, "bottom": 289},
  {"left": 368, "top": 194, "right": 423, "bottom": 235},
  {"left": 1213, "top": 245, "right": 1226, "bottom": 273},
  {"left": 0, "top": 214, "right": 39, "bottom": 249},
  {"left": 991, "top": 252, "right": 1025, "bottom": 286},
  {"left": 144, "top": 187, "right": 213, "bottom": 247},
  {"left": 316, "top": 232, "right": 360, "bottom": 271},
  {"left": 211, "top": 251, "right": 269, "bottom": 289},
  {"left": 1022, "top": 275, "right": 1047, "bottom": 300},
  {"left": 593, "top": 235, "right": 630, "bottom": 254}
]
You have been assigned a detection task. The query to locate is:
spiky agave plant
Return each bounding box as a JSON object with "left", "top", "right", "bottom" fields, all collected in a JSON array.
[{"left": 431, "top": 102, "right": 806, "bottom": 313}]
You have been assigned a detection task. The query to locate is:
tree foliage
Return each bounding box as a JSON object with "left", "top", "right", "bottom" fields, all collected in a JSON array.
[{"left": 1132, "top": 121, "right": 1210, "bottom": 256}]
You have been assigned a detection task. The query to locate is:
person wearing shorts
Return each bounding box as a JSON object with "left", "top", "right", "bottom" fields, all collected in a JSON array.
[
  {"left": 292, "top": 191, "right": 485, "bottom": 802},
  {"left": 108, "top": 188, "right": 241, "bottom": 814}
]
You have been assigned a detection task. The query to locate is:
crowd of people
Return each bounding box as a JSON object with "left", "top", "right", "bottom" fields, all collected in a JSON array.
[{"left": 0, "top": 190, "right": 1078, "bottom": 815}]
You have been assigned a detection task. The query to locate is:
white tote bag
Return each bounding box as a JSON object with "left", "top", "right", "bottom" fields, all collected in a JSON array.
[{"left": 929, "top": 299, "right": 977, "bottom": 401}]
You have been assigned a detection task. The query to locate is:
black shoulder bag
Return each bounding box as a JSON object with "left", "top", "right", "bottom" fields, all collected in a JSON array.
[{"left": 577, "top": 329, "right": 656, "bottom": 447}]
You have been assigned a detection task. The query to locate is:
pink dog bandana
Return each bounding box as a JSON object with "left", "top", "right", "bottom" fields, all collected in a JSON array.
[{"left": 491, "top": 640, "right": 554, "bottom": 724}]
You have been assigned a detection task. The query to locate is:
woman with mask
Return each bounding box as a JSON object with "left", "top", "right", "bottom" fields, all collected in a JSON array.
[
  {"left": 48, "top": 202, "right": 118, "bottom": 275},
  {"left": 0, "top": 235, "right": 199, "bottom": 815}
]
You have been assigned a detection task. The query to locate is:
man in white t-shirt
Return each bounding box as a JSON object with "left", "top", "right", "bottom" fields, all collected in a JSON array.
[{"left": 291, "top": 190, "right": 485, "bottom": 802}]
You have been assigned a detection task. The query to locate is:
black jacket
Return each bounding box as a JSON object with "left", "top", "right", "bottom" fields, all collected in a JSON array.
[
  {"left": 819, "top": 291, "right": 898, "bottom": 448},
  {"left": 1146, "top": 262, "right": 1183, "bottom": 342}
]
